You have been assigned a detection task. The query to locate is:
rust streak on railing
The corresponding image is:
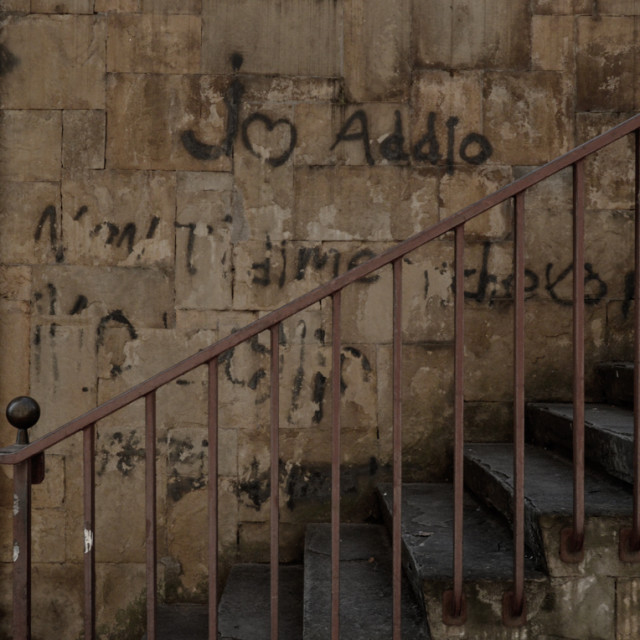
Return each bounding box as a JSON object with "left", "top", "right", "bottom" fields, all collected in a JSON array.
[
  {"left": 392, "top": 258, "right": 403, "bottom": 640},
  {"left": 83, "top": 424, "right": 96, "bottom": 640},
  {"left": 5, "top": 113, "right": 640, "bottom": 468},
  {"left": 208, "top": 358, "right": 219, "bottom": 639},
  {"left": 331, "top": 291, "right": 342, "bottom": 640},
  {"left": 270, "top": 325, "right": 280, "bottom": 640},
  {"left": 146, "top": 392, "right": 157, "bottom": 639}
]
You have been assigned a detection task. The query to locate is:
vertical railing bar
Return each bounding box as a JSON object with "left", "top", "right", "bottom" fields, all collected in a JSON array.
[
  {"left": 208, "top": 358, "right": 219, "bottom": 639},
  {"left": 270, "top": 325, "right": 280, "bottom": 640},
  {"left": 145, "top": 391, "right": 157, "bottom": 640},
  {"left": 392, "top": 258, "right": 403, "bottom": 640},
  {"left": 453, "top": 225, "right": 465, "bottom": 615},
  {"left": 83, "top": 424, "right": 96, "bottom": 640},
  {"left": 573, "top": 159, "right": 586, "bottom": 552},
  {"left": 331, "top": 291, "right": 342, "bottom": 640},
  {"left": 633, "top": 128, "right": 640, "bottom": 547},
  {"left": 513, "top": 192, "right": 526, "bottom": 615},
  {"left": 13, "top": 459, "right": 31, "bottom": 640}
]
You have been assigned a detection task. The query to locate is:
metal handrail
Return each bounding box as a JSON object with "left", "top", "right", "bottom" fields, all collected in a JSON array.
[
  {"left": 4, "top": 110, "right": 640, "bottom": 639},
  {"left": 3, "top": 112, "right": 640, "bottom": 466}
]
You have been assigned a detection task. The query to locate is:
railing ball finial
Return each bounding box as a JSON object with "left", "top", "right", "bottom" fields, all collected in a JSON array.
[{"left": 6, "top": 396, "right": 40, "bottom": 445}]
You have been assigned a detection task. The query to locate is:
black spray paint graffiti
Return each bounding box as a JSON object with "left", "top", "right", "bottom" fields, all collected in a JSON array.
[
  {"left": 33, "top": 204, "right": 161, "bottom": 260},
  {"left": 442, "top": 241, "right": 616, "bottom": 308},
  {"left": 182, "top": 55, "right": 493, "bottom": 174}
]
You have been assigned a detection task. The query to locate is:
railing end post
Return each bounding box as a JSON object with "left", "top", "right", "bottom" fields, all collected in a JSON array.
[{"left": 6, "top": 396, "right": 41, "bottom": 446}]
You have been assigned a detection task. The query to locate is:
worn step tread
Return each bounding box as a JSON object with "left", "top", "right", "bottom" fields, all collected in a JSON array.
[
  {"left": 527, "top": 402, "right": 634, "bottom": 483},
  {"left": 377, "top": 483, "right": 541, "bottom": 583},
  {"left": 142, "top": 603, "right": 208, "bottom": 640},
  {"left": 464, "top": 443, "right": 632, "bottom": 571},
  {"left": 303, "top": 523, "right": 430, "bottom": 640},
  {"left": 218, "top": 564, "right": 304, "bottom": 640}
]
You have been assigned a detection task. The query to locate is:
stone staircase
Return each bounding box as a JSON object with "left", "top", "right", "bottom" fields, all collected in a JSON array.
[{"left": 156, "top": 361, "right": 639, "bottom": 639}]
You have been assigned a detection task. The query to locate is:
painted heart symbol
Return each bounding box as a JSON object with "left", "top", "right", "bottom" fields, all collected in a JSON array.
[{"left": 241, "top": 112, "right": 297, "bottom": 168}]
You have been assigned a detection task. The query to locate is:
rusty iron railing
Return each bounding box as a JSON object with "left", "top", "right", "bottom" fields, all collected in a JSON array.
[{"left": 3, "top": 112, "right": 640, "bottom": 638}]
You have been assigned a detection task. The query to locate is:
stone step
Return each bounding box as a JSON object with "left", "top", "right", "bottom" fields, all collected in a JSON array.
[
  {"left": 464, "top": 443, "right": 633, "bottom": 577},
  {"left": 377, "top": 483, "right": 547, "bottom": 639},
  {"left": 597, "top": 361, "right": 634, "bottom": 406},
  {"left": 303, "top": 523, "right": 429, "bottom": 640},
  {"left": 142, "top": 603, "right": 208, "bottom": 640},
  {"left": 218, "top": 564, "right": 304, "bottom": 640},
  {"left": 527, "top": 402, "right": 634, "bottom": 484}
]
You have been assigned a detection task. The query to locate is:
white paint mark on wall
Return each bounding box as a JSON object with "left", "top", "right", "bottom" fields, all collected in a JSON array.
[
  {"left": 13, "top": 542, "right": 19, "bottom": 562},
  {"left": 84, "top": 528, "right": 93, "bottom": 554},
  {"left": 13, "top": 493, "right": 19, "bottom": 516}
]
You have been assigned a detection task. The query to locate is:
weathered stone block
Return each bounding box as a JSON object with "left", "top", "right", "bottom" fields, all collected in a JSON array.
[
  {"left": 617, "top": 578, "right": 640, "bottom": 640},
  {"left": 32, "top": 265, "right": 173, "bottom": 328},
  {"left": 32, "top": 563, "right": 83, "bottom": 640},
  {"left": 296, "top": 103, "right": 413, "bottom": 168},
  {"left": 293, "top": 166, "right": 415, "bottom": 241},
  {"left": 232, "top": 106, "right": 295, "bottom": 241},
  {"left": 32, "top": 454, "right": 65, "bottom": 509},
  {"left": 94, "top": 0, "right": 139, "bottom": 10},
  {"left": 30, "top": 324, "right": 97, "bottom": 438},
  {"left": 62, "top": 110, "right": 105, "bottom": 170},
  {"left": 106, "top": 74, "right": 231, "bottom": 172},
  {"left": 1, "top": 0, "right": 29, "bottom": 9},
  {"left": 544, "top": 575, "right": 616, "bottom": 638},
  {"left": 402, "top": 242, "right": 456, "bottom": 343},
  {"left": 532, "top": 16, "right": 575, "bottom": 71},
  {"left": 535, "top": 0, "right": 592, "bottom": 12},
  {"left": 440, "top": 166, "right": 513, "bottom": 239},
  {"left": 94, "top": 425, "right": 147, "bottom": 562},
  {"left": 377, "top": 344, "right": 454, "bottom": 480},
  {"left": 0, "top": 303, "right": 30, "bottom": 447},
  {"left": 0, "top": 15, "right": 105, "bottom": 109},
  {"left": 343, "top": 0, "right": 410, "bottom": 101},
  {"left": 577, "top": 112, "right": 635, "bottom": 211},
  {"left": 201, "top": 0, "right": 341, "bottom": 77},
  {"left": 107, "top": 14, "right": 201, "bottom": 74},
  {"left": 411, "top": 71, "right": 484, "bottom": 148},
  {"left": 32, "top": 508, "right": 66, "bottom": 562},
  {"left": 0, "top": 111, "right": 61, "bottom": 181},
  {"left": 31, "top": 0, "right": 94, "bottom": 12},
  {"left": 0, "top": 182, "right": 61, "bottom": 264},
  {"left": 97, "top": 328, "right": 218, "bottom": 432},
  {"left": 577, "top": 16, "right": 636, "bottom": 111},
  {"left": 62, "top": 169, "right": 176, "bottom": 268},
  {"left": 413, "top": 0, "right": 530, "bottom": 69},
  {"left": 142, "top": 0, "right": 201, "bottom": 12},
  {"left": 598, "top": 0, "right": 640, "bottom": 14},
  {"left": 176, "top": 174, "right": 234, "bottom": 309},
  {"left": 484, "top": 72, "right": 572, "bottom": 165},
  {"left": 95, "top": 563, "right": 146, "bottom": 632}
]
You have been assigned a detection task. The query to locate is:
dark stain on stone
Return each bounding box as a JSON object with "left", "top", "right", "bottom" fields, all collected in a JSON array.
[
  {"left": 312, "top": 372, "right": 327, "bottom": 424},
  {"left": 0, "top": 44, "right": 19, "bottom": 76},
  {"left": 168, "top": 471, "right": 206, "bottom": 502},
  {"left": 70, "top": 295, "right": 88, "bottom": 315},
  {"left": 314, "top": 329, "right": 326, "bottom": 345},
  {"left": 248, "top": 368, "right": 266, "bottom": 390},
  {"left": 235, "top": 457, "right": 270, "bottom": 510},
  {"left": 176, "top": 379, "right": 191, "bottom": 386}
]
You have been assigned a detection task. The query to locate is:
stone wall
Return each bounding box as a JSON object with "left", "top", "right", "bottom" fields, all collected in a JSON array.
[{"left": 0, "top": 1, "right": 638, "bottom": 636}]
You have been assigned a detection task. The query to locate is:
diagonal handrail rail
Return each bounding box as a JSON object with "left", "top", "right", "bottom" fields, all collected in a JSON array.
[{"left": 3, "top": 111, "right": 640, "bottom": 466}]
